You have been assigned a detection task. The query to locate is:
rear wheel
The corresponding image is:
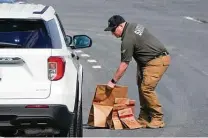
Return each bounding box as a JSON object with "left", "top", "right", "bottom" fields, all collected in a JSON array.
[
  {"left": 67, "top": 98, "right": 82, "bottom": 137},
  {"left": 76, "top": 71, "right": 83, "bottom": 137},
  {"left": 66, "top": 72, "right": 83, "bottom": 137},
  {"left": 76, "top": 97, "right": 83, "bottom": 137}
]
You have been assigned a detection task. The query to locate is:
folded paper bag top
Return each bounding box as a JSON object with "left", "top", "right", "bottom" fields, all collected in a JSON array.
[
  {"left": 93, "top": 84, "right": 128, "bottom": 106},
  {"left": 115, "top": 98, "right": 130, "bottom": 104}
]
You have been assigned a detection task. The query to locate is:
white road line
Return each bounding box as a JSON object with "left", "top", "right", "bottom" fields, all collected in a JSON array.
[
  {"left": 74, "top": 50, "right": 82, "bottom": 53},
  {"left": 201, "top": 70, "right": 208, "bottom": 76},
  {"left": 92, "top": 65, "right": 101, "bottom": 69},
  {"left": 184, "top": 16, "right": 202, "bottom": 23},
  {"left": 87, "top": 59, "right": 97, "bottom": 63},
  {"left": 80, "top": 54, "right": 90, "bottom": 57}
]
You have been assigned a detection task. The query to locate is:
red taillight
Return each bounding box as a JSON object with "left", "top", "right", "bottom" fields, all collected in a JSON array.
[
  {"left": 48, "top": 56, "right": 65, "bottom": 81},
  {"left": 25, "top": 105, "right": 49, "bottom": 108}
]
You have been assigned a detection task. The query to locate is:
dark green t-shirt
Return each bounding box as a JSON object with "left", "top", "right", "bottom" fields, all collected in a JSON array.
[{"left": 121, "top": 22, "right": 168, "bottom": 66}]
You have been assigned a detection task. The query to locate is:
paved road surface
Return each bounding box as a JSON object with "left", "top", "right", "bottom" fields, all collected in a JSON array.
[{"left": 29, "top": 0, "right": 208, "bottom": 137}]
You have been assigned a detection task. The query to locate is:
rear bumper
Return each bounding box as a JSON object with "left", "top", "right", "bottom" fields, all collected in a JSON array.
[{"left": 0, "top": 104, "right": 74, "bottom": 130}]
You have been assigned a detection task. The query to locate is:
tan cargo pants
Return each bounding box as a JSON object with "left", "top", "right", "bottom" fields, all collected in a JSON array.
[{"left": 137, "top": 55, "right": 171, "bottom": 120}]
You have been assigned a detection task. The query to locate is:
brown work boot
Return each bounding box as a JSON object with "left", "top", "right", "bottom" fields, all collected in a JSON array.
[
  {"left": 137, "top": 109, "right": 151, "bottom": 128},
  {"left": 146, "top": 118, "right": 165, "bottom": 128},
  {"left": 137, "top": 117, "right": 149, "bottom": 128}
]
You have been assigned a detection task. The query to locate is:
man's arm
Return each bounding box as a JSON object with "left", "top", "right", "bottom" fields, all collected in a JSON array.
[
  {"left": 112, "top": 39, "right": 134, "bottom": 82},
  {"left": 112, "top": 62, "right": 129, "bottom": 82},
  {"left": 107, "top": 38, "right": 134, "bottom": 88},
  {"left": 107, "top": 62, "right": 129, "bottom": 88}
]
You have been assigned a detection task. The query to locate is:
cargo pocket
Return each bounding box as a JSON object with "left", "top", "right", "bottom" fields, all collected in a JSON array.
[{"left": 142, "top": 68, "right": 161, "bottom": 90}]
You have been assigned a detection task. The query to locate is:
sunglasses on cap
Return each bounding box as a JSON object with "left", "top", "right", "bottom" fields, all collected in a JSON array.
[{"left": 111, "top": 26, "right": 117, "bottom": 32}]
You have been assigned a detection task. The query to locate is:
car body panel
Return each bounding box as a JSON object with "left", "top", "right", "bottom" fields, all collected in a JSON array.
[{"left": 0, "top": 49, "right": 52, "bottom": 99}]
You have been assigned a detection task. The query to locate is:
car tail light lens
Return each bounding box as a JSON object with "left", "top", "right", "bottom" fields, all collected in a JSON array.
[
  {"left": 25, "top": 105, "right": 49, "bottom": 108},
  {"left": 48, "top": 56, "right": 65, "bottom": 81}
]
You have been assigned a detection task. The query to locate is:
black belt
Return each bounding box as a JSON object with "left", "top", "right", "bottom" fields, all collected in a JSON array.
[{"left": 154, "top": 51, "right": 169, "bottom": 59}]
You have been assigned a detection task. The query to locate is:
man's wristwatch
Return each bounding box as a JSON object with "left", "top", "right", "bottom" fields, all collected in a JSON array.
[{"left": 111, "top": 79, "right": 117, "bottom": 84}]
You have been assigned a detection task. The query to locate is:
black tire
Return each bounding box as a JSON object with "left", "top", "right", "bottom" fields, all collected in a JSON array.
[
  {"left": 66, "top": 72, "right": 83, "bottom": 137},
  {"left": 68, "top": 115, "right": 76, "bottom": 137},
  {"left": 76, "top": 71, "right": 83, "bottom": 137},
  {"left": 67, "top": 97, "right": 82, "bottom": 137},
  {"left": 76, "top": 97, "right": 83, "bottom": 137}
]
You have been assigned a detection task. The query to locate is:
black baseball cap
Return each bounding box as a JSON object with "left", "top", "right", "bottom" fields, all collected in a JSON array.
[{"left": 104, "top": 15, "right": 125, "bottom": 31}]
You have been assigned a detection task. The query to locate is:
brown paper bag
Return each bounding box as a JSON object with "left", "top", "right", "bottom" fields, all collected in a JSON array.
[
  {"left": 88, "top": 103, "right": 113, "bottom": 127},
  {"left": 114, "top": 98, "right": 136, "bottom": 114},
  {"left": 107, "top": 110, "right": 124, "bottom": 130},
  {"left": 107, "top": 102, "right": 135, "bottom": 130},
  {"left": 87, "top": 84, "right": 128, "bottom": 127},
  {"left": 107, "top": 104, "right": 126, "bottom": 130},
  {"left": 118, "top": 108, "right": 141, "bottom": 129},
  {"left": 115, "top": 98, "right": 130, "bottom": 104},
  {"left": 93, "top": 84, "right": 128, "bottom": 106},
  {"left": 127, "top": 100, "right": 136, "bottom": 114}
]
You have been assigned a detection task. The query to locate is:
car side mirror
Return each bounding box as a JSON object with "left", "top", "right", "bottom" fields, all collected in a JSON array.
[
  {"left": 66, "top": 35, "right": 72, "bottom": 46},
  {"left": 66, "top": 35, "right": 92, "bottom": 49},
  {"left": 73, "top": 35, "right": 92, "bottom": 49}
]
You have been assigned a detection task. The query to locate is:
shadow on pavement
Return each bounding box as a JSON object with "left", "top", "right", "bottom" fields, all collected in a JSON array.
[{"left": 83, "top": 123, "right": 109, "bottom": 129}]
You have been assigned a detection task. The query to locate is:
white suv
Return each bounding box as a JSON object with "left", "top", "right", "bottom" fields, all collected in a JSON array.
[{"left": 0, "top": 3, "right": 92, "bottom": 137}]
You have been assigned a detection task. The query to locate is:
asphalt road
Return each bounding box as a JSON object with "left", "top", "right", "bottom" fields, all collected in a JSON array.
[{"left": 29, "top": 0, "right": 208, "bottom": 137}]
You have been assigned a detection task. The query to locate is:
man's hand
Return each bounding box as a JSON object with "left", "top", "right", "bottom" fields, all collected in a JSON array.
[
  {"left": 107, "top": 80, "right": 116, "bottom": 89},
  {"left": 107, "top": 62, "right": 129, "bottom": 89}
]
